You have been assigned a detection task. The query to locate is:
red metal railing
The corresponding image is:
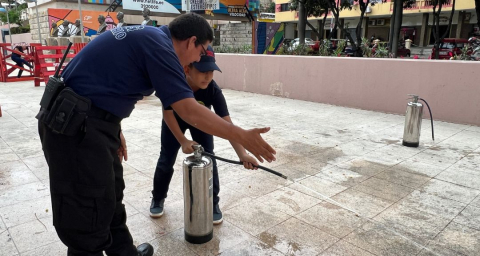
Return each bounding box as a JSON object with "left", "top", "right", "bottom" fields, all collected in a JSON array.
[
  {"left": 0, "top": 43, "right": 35, "bottom": 82},
  {"left": 30, "top": 44, "right": 76, "bottom": 87},
  {"left": 0, "top": 42, "right": 88, "bottom": 85}
]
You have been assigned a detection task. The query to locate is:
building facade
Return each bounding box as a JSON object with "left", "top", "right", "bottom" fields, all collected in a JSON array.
[
  {"left": 275, "top": 0, "right": 478, "bottom": 46},
  {"left": 27, "top": 0, "right": 258, "bottom": 43}
]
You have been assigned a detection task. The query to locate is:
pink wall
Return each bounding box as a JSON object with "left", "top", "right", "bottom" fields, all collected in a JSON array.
[{"left": 214, "top": 54, "right": 480, "bottom": 126}]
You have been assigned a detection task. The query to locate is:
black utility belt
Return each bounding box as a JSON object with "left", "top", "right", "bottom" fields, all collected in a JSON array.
[
  {"left": 88, "top": 104, "right": 122, "bottom": 124},
  {"left": 36, "top": 87, "right": 121, "bottom": 136}
]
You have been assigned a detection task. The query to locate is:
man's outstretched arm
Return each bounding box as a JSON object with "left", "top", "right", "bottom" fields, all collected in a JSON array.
[{"left": 170, "top": 98, "right": 276, "bottom": 163}]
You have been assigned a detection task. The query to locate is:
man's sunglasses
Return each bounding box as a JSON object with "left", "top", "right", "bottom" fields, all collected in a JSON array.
[{"left": 200, "top": 44, "right": 207, "bottom": 56}]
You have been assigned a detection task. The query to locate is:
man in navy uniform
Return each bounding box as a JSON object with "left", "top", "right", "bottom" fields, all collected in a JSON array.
[{"left": 38, "top": 13, "right": 276, "bottom": 256}]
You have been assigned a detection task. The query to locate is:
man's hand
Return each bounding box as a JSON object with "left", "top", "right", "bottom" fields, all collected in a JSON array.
[
  {"left": 239, "top": 153, "right": 259, "bottom": 170},
  {"left": 171, "top": 98, "right": 276, "bottom": 163},
  {"left": 239, "top": 127, "right": 276, "bottom": 163},
  {"left": 117, "top": 130, "right": 128, "bottom": 163},
  {"left": 181, "top": 140, "right": 198, "bottom": 154}
]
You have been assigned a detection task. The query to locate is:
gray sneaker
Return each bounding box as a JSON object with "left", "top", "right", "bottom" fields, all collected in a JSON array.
[
  {"left": 213, "top": 204, "right": 223, "bottom": 225},
  {"left": 149, "top": 198, "right": 164, "bottom": 218}
]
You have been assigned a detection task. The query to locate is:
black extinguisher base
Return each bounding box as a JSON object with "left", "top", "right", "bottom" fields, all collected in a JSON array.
[
  {"left": 402, "top": 140, "right": 419, "bottom": 147},
  {"left": 185, "top": 230, "right": 213, "bottom": 244}
]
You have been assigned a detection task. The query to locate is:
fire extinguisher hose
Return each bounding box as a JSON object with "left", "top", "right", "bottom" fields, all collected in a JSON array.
[
  {"left": 419, "top": 98, "right": 435, "bottom": 141},
  {"left": 201, "top": 151, "right": 288, "bottom": 179}
]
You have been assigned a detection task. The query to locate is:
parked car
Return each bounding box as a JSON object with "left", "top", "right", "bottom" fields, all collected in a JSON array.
[
  {"left": 288, "top": 38, "right": 320, "bottom": 52},
  {"left": 430, "top": 38, "right": 469, "bottom": 59}
]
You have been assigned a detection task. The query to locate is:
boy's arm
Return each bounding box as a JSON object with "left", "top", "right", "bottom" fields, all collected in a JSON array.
[
  {"left": 222, "top": 116, "right": 259, "bottom": 170},
  {"left": 170, "top": 98, "right": 275, "bottom": 163},
  {"left": 163, "top": 108, "right": 197, "bottom": 154}
]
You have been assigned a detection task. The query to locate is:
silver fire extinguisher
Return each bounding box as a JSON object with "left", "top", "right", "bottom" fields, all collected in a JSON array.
[
  {"left": 183, "top": 144, "right": 213, "bottom": 244},
  {"left": 402, "top": 94, "right": 434, "bottom": 147}
]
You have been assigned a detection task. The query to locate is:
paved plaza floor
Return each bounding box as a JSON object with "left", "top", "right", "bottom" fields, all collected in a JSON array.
[{"left": 1, "top": 82, "right": 479, "bottom": 256}]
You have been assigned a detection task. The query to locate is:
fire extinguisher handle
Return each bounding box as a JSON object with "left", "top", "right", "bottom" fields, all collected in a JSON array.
[{"left": 407, "top": 94, "right": 419, "bottom": 103}]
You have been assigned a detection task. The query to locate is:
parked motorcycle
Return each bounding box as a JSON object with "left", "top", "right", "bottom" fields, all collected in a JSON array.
[
  {"left": 468, "top": 37, "right": 480, "bottom": 61},
  {"left": 450, "top": 37, "right": 480, "bottom": 61}
]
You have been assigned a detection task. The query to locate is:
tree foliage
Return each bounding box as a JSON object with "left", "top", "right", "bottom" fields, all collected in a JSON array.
[
  {"left": 290, "top": 0, "right": 328, "bottom": 18},
  {"left": 0, "top": 3, "right": 28, "bottom": 27}
]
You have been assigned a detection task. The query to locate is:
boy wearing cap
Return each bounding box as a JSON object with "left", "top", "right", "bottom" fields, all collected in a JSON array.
[{"left": 150, "top": 46, "right": 258, "bottom": 224}]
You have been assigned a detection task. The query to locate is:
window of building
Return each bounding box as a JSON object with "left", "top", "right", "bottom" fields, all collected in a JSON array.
[{"left": 280, "top": 3, "right": 290, "bottom": 12}]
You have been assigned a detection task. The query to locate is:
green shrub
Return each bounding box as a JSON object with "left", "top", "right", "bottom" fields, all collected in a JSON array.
[{"left": 214, "top": 44, "right": 252, "bottom": 54}]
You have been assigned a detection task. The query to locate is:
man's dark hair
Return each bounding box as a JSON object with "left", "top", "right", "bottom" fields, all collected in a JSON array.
[{"left": 169, "top": 13, "right": 213, "bottom": 46}]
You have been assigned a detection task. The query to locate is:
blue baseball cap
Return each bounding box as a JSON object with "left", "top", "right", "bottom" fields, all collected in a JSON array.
[{"left": 192, "top": 45, "right": 222, "bottom": 73}]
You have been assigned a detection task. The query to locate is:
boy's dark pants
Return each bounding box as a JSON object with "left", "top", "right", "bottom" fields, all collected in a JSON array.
[
  {"left": 12, "top": 56, "right": 33, "bottom": 78},
  {"left": 152, "top": 118, "right": 220, "bottom": 206}
]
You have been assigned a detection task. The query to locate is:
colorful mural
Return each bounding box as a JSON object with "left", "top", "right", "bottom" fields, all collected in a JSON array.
[
  {"left": 48, "top": 9, "right": 120, "bottom": 37},
  {"left": 254, "top": 22, "right": 284, "bottom": 54}
]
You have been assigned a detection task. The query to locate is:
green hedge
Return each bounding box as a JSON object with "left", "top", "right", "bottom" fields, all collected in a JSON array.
[{"left": 11, "top": 26, "right": 30, "bottom": 35}]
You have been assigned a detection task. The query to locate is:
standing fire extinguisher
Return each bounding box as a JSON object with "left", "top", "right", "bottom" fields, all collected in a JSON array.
[
  {"left": 402, "top": 94, "right": 434, "bottom": 147},
  {"left": 183, "top": 144, "right": 213, "bottom": 244},
  {"left": 181, "top": 145, "right": 287, "bottom": 245}
]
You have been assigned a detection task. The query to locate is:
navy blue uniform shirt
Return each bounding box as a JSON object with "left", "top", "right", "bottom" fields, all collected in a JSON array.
[
  {"left": 62, "top": 25, "right": 194, "bottom": 118},
  {"left": 167, "top": 80, "right": 229, "bottom": 118}
]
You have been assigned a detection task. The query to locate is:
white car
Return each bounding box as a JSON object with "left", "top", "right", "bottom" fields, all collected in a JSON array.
[{"left": 288, "top": 38, "right": 316, "bottom": 51}]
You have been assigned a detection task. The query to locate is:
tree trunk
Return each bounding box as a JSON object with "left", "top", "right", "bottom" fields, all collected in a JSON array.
[
  {"left": 392, "top": 0, "right": 404, "bottom": 57},
  {"left": 328, "top": 22, "right": 338, "bottom": 40},
  {"left": 475, "top": 0, "right": 480, "bottom": 31},
  {"left": 388, "top": 0, "right": 397, "bottom": 53},
  {"left": 306, "top": 21, "right": 320, "bottom": 39},
  {"left": 433, "top": 2, "right": 442, "bottom": 59},
  {"left": 432, "top": 0, "right": 456, "bottom": 59},
  {"left": 326, "top": 0, "right": 357, "bottom": 54},
  {"left": 357, "top": 1, "right": 370, "bottom": 57},
  {"left": 320, "top": 12, "right": 327, "bottom": 40},
  {"left": 298, "top": 0, "right": 306, "bottom": 45},
  {"left": 326, "top": 0, "right": 339, "bottom": 41},
  {"left": 442, "top": 0, "right": 456, "bottom": 39}
]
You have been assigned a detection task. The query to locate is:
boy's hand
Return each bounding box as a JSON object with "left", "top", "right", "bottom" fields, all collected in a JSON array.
[
  {"left": 181, "top": 140, "right": 198, "bottom": 154},
  {"left": 239, "top": 153, "right": 259, "bottom": 170},
  {"left": 240, "top": 127, "right": 276, "bottom": 163}
]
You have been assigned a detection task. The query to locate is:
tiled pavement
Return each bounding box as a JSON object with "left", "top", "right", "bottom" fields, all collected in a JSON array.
[{"left": 1, "top": 82, "right": 479, "bottom": 256}]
